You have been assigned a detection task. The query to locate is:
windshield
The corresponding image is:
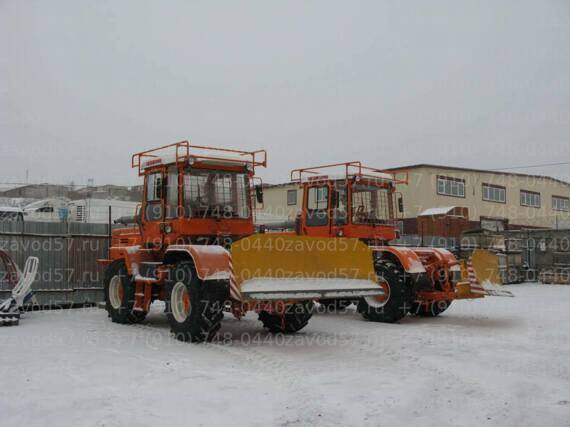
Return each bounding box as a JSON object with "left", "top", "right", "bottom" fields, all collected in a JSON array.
[
  {"left": 351, "top": 184, "right": 393, "bottom": 224},
  {"left": 184, "top": 170, "right": 251, "bottom": 219}
]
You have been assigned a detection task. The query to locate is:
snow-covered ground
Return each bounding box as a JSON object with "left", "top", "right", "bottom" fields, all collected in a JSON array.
[{"left": 1, "top": 283, "right": 569, "bottom": 426}]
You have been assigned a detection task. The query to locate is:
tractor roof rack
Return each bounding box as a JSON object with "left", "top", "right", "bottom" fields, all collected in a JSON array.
[
  {"left": 131, "top": 140, "right": 267, "bottom": 176},
  {"left": 290, "top": 161, "right": 408, "bottom": 186}
]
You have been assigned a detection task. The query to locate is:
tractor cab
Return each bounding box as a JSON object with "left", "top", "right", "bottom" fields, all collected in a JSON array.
[
  {"left": 291, "top": 162, "right": 407, "bottom": 244},
  {"left": 116, "top": 141, "right": 267, "bottom": 249}
]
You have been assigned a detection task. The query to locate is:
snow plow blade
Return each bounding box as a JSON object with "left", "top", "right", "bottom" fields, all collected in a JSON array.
[
  {"left": 240, "top": 278, "right": 384, "bottom": 300},
  {"left": 231, "top": 235, "right": 383, "bottom": 301},
  {"left": 460, "top": 254, "right": 514, "bottom": 298},
  {"left": 470, "top": 249, "right": 502, "bottom": 285}
]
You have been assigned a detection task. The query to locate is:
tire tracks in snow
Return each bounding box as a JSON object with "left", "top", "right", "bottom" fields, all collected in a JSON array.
[{"left": 109, "top": 318, "right": 338, "bottom": 426}]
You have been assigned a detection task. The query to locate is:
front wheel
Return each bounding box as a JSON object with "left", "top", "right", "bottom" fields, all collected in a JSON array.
[
  {"left": 165, "top": 261, "right": 226, "bottom": 343},
  {"left": 259, "top": 302, "right": 314, "bottom": 334},
  {"left": 104, "top": 260, "right": 146, "bottom": 324},
  {"left": 357, "top": 260, "right": 413, "bottom": 323}
]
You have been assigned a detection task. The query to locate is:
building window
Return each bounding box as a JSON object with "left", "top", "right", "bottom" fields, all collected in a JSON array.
[
  {"left": 553, "top": 196, "right": 570, "bottom": 212},
  {"left": 437, "top": 176, "right": 465, "bottom": 198},
  {"left": 520, "top": 190, "right": 540, "bottom": 208},
  {"left": 287, "top": 189, "right": 297, "bottom": 206},
  {"left": 482, "top": 184, "right": 506, "bottom": 203}
]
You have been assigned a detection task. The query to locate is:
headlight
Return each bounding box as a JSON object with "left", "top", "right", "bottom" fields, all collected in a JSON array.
[{"left": 449, "top": 266, "right": 462, "bottom": 283}]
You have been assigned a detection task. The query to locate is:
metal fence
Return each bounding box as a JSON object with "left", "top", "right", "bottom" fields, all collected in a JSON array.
[{"left": 0, "top": 221, "right": 110, "bottom": 306}]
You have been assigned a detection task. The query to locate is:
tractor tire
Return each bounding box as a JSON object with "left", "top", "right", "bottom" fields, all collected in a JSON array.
[
  {"left": 413, "top": 300, "right": 452, "bottom": 317},
  {"left": 357, "top": 260, "right": 413, "bottom": 323},
  {"left": 165, "top": 261, "right": 226, "bottom": 343},
  {"left": 104, "top": 260, "right": 146, "bottom": 324},
  {"left": 259, "top": 302, "right": 314, "bottom": 334},
  {"left": 318, "top": 299, "right": 353, "bottom": 312}
]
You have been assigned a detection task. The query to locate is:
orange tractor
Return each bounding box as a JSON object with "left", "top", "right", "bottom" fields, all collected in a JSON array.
[
  {"left": 98, "top": 142, "right": 385, "bottom": 342},
  {"left": 261, "top": 162, "right": 486, "bottom": 322}
]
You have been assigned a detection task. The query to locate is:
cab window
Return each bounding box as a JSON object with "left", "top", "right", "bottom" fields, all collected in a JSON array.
[
  {"left": 351, "top": 184, "right": 391, "bottom": 224},
  {"left": 306, "top": 186, "right": 329, "bottom": 227},
  {"left": 183, "top": 170, "right": 251, "bottom": 219},
  {"left": 165, "top": 168, "right": 179, "bottom": 219},
  {"left": 145, "top": 172, "right": 163, "bottom": 221},
  {"left": 333, "top": 181, "right": 348, "bottom": 225}
]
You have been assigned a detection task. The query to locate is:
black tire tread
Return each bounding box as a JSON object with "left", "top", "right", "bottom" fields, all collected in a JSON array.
[
  {"left": 259, "top": 302, "right": 314, "bottom": 334},
  {"left": 166, "top": 261, "right": 227, "bottom": 343},
  {"left": 104, "top": 260, "right": 147, "bottom": 324},
  {"left": 357, "top": 260, "right": 414, "bottom": 323}
]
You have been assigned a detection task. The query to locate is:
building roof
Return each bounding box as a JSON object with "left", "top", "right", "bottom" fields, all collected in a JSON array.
[
  {"left": 418, "top": 207, "right": 457, "bottom": 216},
  {"left": 384, "top": 163, "right": 570, "bottom": 186},
  {"left": 264, "top": 163, "right": 570, "bottom": 189}
]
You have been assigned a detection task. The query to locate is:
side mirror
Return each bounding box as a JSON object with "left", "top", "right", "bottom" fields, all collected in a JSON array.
[
  {"left": 330, "top": 191, "right": 339, "bottom": 209},
  {"left": 255, "top": 185, "right": 264, "bottom": 204},
  {"left": 398, "top": 196, "right": 404, "bottom": 213}
]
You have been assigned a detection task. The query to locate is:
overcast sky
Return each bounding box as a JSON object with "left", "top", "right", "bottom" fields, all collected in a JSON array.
[{"left": 1, "top": 0, "right": 569, "bottom": 188}]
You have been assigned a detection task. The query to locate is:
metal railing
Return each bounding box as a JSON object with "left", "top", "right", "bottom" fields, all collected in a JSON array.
[{"left": 132, "top": 140, "right": 267, "bottom": 176}]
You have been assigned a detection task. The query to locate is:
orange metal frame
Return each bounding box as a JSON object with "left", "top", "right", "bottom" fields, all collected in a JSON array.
[
  {"left": 290, "top": 161, "right": 408, "bottom": 186},
  {"left": 132, "top": 140, "right": 267, "bottom": 176}
]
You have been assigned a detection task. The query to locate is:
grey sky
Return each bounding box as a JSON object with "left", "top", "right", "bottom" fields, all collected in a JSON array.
[{"left": 1, "top": 0, "right": 569, "bottom": 188}]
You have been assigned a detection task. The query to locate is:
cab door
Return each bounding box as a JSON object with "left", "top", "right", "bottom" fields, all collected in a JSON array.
[
  {"left": 301, "top": 184, "right": 331, "bottom": 237},
  {"left": 142, "top": 169, "right": 165, "bottom": 247}
]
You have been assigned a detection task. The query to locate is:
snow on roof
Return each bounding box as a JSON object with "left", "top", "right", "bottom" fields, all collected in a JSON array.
[
  {"left": 0, "top": 206, "right": 23, "bottom": 213},
  {"left": 418, "top": 206, "right": 456, "bottom": 216},
  {"left": 141, "top": 151, "right": 253, "bottom": 169}
]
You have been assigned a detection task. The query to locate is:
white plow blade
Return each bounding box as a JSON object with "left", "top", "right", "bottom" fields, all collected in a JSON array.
[
  {"left": 240, "top": 278, "right": 385, "bottom": 301},
  {"left": 481, "top": 280, "right": 515, "bottom": 297}
]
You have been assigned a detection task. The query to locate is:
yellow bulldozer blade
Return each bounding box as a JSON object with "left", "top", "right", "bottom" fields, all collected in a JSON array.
[
  {"left": 230, "top": 234, "right": 384, "bottom": 301},
  {"left": 470, "top": 249, "right": 502, "bottom": 285},
  {"left": 458, "top": 250, "right": 514, "bottom": 297},
  {"left": 453, "top": 278, "right": 485, "bottom": 300}
]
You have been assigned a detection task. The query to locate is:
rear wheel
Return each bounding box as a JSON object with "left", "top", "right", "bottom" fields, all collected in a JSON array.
[
  {"left": 259, "top": 302, "right": 314, "bottom": 334},
  {"left": 357, "top": 260, "right": 413, "bottom": 323},
  {"left": 413, "top": 300, "right": 452, "bottom": 317},
  {"left": 104, "top": 260, "right": 146, "bottom": 324},
  {"left": 166, "top": 261, "right": 226, "bottom": 343}
]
